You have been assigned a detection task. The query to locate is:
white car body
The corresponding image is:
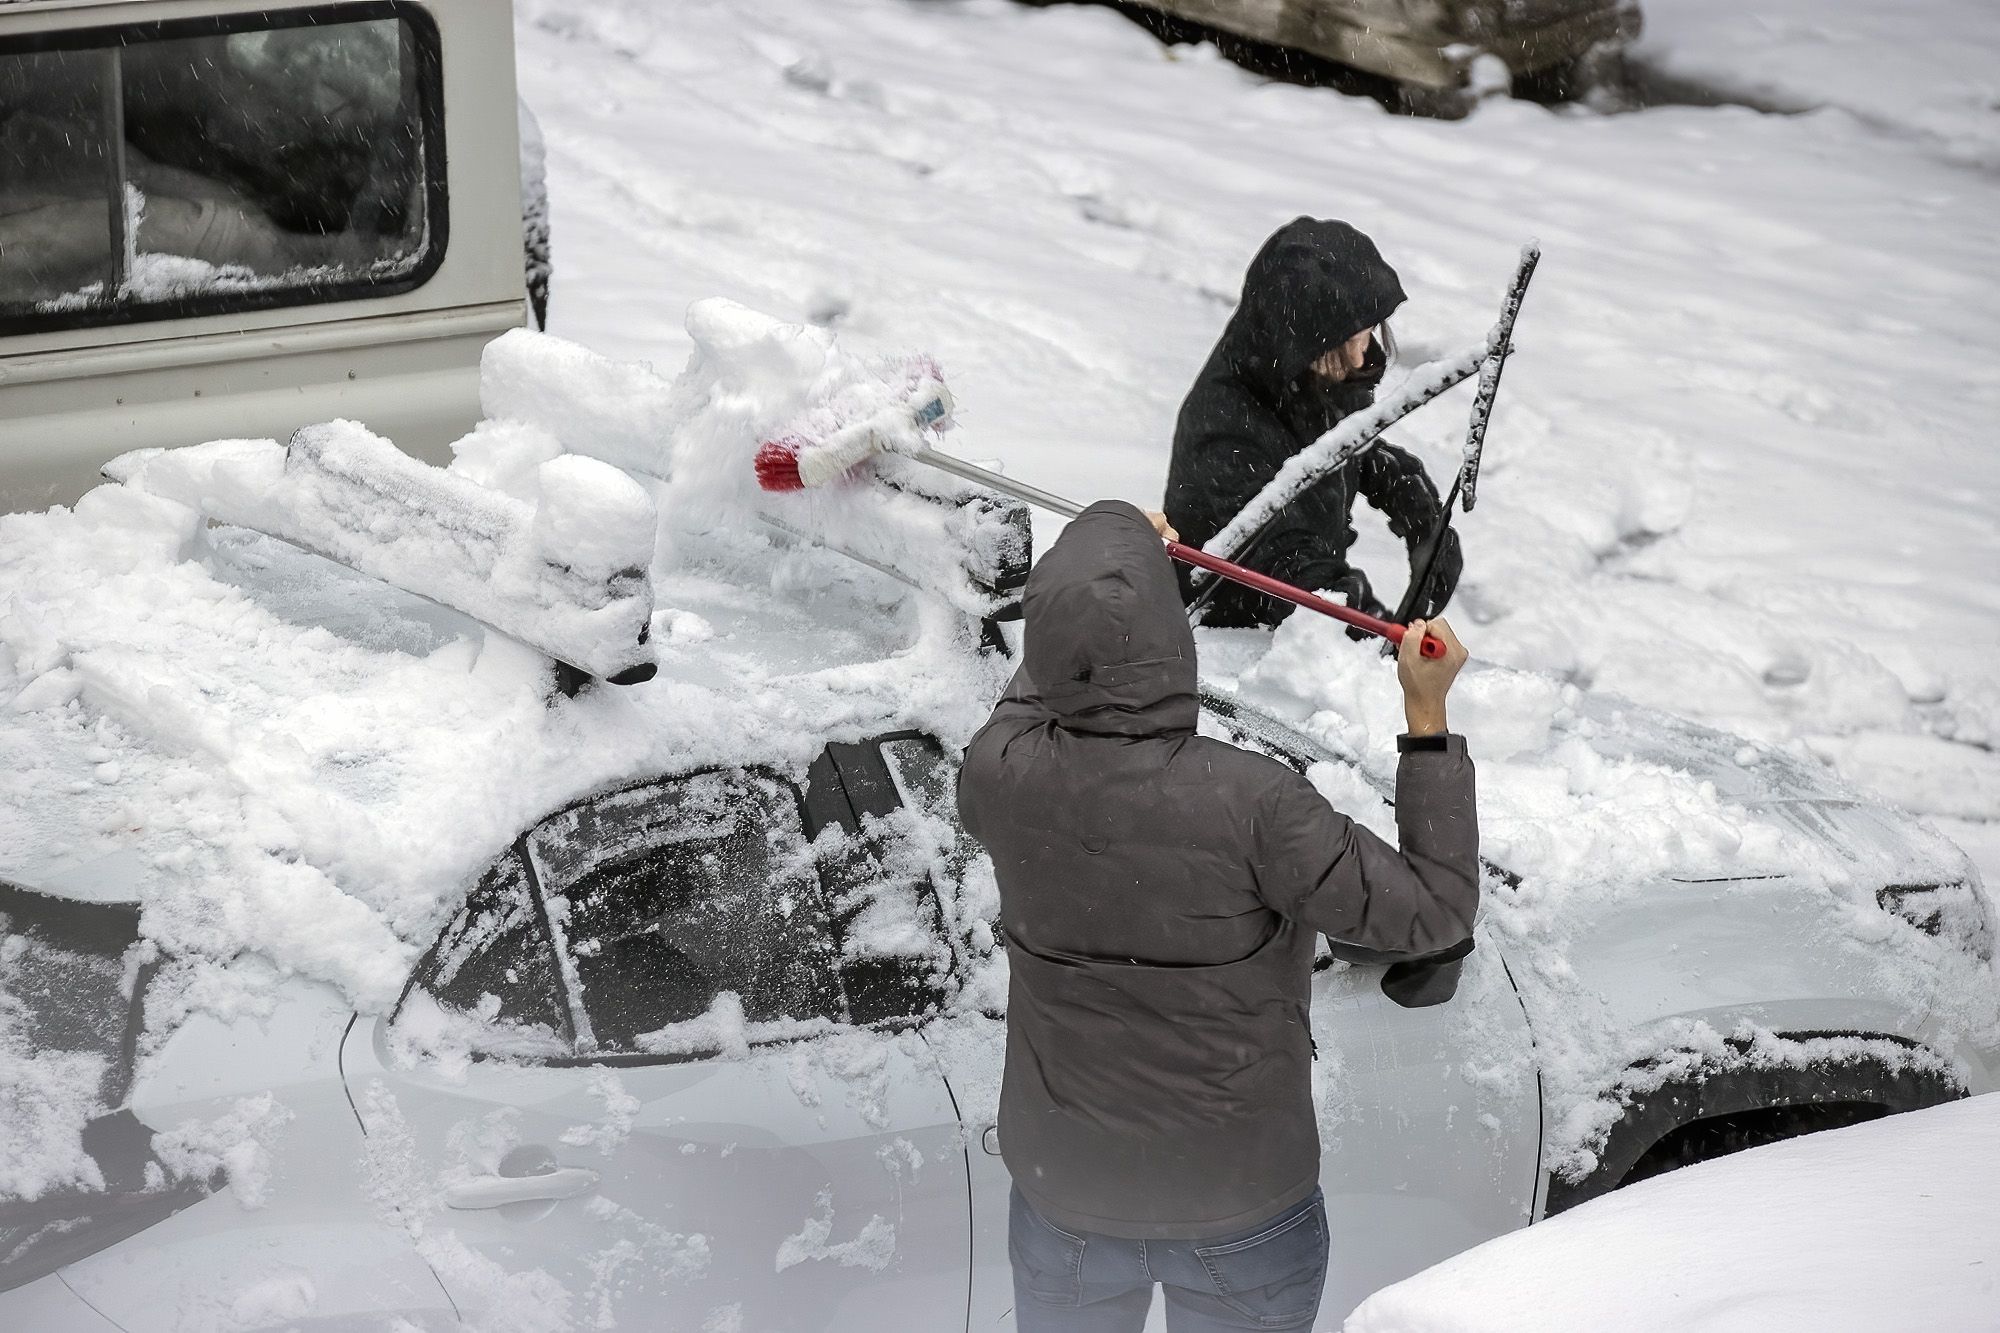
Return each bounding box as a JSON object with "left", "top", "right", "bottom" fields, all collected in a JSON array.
[
  {"left": 0, "top": 0, "right": 531, "bottom": 513},
  {"left": 1, "top": 395, "right": 1992, "bottom": 1330}
]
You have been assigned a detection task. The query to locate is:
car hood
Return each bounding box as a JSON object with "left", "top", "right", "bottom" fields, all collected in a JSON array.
[{"left": 1565, "top": 689, "right": 1974, "bottom": 887}]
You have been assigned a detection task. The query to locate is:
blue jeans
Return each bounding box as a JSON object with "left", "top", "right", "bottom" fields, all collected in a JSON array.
[{"left": 1008, "top": 1187, "right": 1329, "bottom": 1332}]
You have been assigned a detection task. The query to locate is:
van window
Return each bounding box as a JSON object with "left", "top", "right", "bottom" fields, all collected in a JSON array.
[{"left": 0, "top": 2, "right": 445, "bottom": 336}]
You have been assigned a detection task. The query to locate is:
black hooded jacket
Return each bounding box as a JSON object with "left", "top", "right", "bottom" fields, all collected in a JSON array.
[
  {"left": 1165, "top": 218, "right": 1461, "bottom": 628},
  {"left": 957, "top": 502, "right": 1479, "bottom": 1239}
]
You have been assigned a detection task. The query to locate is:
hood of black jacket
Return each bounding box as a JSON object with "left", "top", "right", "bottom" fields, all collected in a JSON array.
[
  {"left": 1023, "top": 501, "right": 1198, "bottom": 738},
  {"left": 1222, "top": 217, "right": 1407, "bottom": 402}
]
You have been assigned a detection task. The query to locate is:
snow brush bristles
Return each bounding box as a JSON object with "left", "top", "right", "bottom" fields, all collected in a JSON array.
[{"left": 754, "top": 356, "right": 954, "bottom": 492}]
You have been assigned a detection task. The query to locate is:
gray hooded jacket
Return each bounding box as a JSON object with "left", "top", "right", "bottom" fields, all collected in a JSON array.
[{"left": 957, "top": 501, "right": 1479, "bottom": 1239}]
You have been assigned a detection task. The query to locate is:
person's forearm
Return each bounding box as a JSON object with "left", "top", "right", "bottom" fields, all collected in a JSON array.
[{"left": 1405, "top": 700, "right": 1448, "bottom": 737}]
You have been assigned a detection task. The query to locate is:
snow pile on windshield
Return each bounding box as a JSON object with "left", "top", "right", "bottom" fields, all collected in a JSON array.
[
  {"left": 474, "top": 304, "right": 1028, "bottom": 620},
  {"left": 0, "top": 1011, "right": 110, "bottom": 1200},
  {"left": 1345, "top": 1092, "right": 2000, "bottom": 1332}
]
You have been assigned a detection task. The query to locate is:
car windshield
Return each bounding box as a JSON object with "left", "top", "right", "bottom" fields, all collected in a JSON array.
[{"left": 0, "top": 6, "right": 439, "bottom": 331}]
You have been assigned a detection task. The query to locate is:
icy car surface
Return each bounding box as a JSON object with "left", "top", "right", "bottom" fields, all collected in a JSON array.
[{"left": 0, "top": 311, "right": 1995, "bottom": 1331}]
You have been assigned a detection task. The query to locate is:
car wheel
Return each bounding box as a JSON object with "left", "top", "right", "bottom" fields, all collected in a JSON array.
[{"left": 519, "top": 97, "right": 552, "bottom": 331}]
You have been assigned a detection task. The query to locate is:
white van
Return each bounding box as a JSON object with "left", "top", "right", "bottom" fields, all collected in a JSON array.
[{"left": 0, "top": 0, "right": 541, "bottom": 512}]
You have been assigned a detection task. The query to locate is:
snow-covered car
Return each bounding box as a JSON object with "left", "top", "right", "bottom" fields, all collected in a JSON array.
[
  {"left": 0, "top": 0, "right": 549, "bottom": 514},
  {"left": 1122, "top": 0, "right": 1641, "bottom": 109},
  {"left": 1, "top": 308, "right": 1994, "bottom": 1331}
]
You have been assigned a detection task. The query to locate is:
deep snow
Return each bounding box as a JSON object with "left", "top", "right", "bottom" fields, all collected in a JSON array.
[{"left": 0, "top": 0, "right": 1996, "bottom": 1325}]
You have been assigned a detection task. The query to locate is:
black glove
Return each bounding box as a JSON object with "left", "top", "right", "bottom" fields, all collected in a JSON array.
[
  {"left": 1403, "top": 527, "right": 1463, "bottom": 621},
  {"left": 1322, "top": 570, "right": 1390, "bottom": 643}
]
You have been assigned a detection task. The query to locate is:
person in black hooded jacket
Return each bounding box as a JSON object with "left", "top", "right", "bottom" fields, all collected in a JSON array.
[{"left": 1165, "top": 218, "right": 1462, "bottom": 629}]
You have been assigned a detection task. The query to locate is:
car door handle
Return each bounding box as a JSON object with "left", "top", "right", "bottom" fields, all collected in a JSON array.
[{"left": 443, "top": 1166, "right": 601, "bottom": 1210}]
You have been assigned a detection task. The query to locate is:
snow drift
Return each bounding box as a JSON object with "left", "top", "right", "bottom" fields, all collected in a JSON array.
[{"left": 1344, "top": 1093, "right": 2000, "bottom": 1332}]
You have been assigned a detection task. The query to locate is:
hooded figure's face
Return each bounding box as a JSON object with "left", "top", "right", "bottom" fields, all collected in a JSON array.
[
  {"left": 1022, "top": 502, "right": 1198, "bottom": 739},
  {"left": 1227, "top": 217, "right": 1407, "bottom": 402},
  {"left": 1312, "top": 328, "right": 1378, "bottom": 382}
]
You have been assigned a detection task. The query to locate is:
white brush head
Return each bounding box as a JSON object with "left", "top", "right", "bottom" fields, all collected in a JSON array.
[{"left": 793, "top": 378, "right": 953, "bottom": 486}]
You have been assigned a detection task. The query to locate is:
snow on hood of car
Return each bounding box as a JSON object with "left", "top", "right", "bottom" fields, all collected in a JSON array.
[{"left": 1228, "top": 605, "right": 1999, "bottom": 1183}]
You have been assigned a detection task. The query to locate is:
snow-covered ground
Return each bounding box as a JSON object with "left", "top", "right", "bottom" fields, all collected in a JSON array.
[
  {"left": 1344, "top": 1091, "right": 2000, "bottom": 1332},
  {"left": 518, "top": 0, "right": 2000, "bottom": 889},
  {"left": 2, "top": 0, "right": 1998, "bottom": 1324},
  {"left": 1632, "top": 0, "right": 2000, "bottom": 170}
]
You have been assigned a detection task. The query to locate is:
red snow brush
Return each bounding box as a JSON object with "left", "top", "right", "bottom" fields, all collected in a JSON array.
[
  {"left": 752, "top": 400, "right": 1445, "bottom": 658},
  {"left": 757, "top": 359, "right": 955, "bottom": 493},
  {"left": 753, "top": 437, "right": 815, "bottom": 492}
]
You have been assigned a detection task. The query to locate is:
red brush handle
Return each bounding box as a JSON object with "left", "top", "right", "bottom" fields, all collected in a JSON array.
[{"left": 1165, "top": 541, "right": 1447, "bottom": 659}]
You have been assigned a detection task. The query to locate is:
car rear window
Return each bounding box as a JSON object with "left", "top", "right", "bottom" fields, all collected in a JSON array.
[{"left": 0, "top": 1, "right": 445, "bottom": 336}]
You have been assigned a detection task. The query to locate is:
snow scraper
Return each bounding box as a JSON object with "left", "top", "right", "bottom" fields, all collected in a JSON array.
[{"left": 1392, "top": 244, "right": 1539, "bottom": 624}]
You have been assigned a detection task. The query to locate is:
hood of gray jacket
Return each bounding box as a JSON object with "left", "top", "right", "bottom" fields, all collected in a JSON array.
[{"left": 1022, "top": 500, "right": 1198, "bottom": 738}]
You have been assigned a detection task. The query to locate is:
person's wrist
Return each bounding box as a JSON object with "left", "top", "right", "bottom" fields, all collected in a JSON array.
[{"left": 1405, "top": 700, "right": 1448, "bottom": 736}]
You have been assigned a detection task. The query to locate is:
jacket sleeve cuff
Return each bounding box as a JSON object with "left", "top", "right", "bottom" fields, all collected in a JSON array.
[
  {"left": 1397, "top": 732, "right": 1467, "bottom": 755},
  {"left": 1083, "top": 499, "right": 1150, "bottom": 527}
]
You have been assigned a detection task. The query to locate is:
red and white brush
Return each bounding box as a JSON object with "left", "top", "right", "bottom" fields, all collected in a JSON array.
[
  {"left": 752, "top": 366, "right": 1445, "bottom": 658},
  {"left": 754, "top": 356, "right": 953, "bottom": 492}
]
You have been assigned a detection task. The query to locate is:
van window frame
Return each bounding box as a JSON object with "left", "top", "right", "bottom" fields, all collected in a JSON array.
[{"left": 0, "top": 0, "right": 450, "bottom": 339}]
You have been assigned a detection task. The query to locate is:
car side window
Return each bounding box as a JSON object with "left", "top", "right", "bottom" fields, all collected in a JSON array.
[
  {"left": 416, "top": 854, "right": 569, "bottom": 1043},
  {"left": 402, "top": 759, "right": 980, "bottom": 1064},
  {"left": 0, "top": 4, "right": 444, "bottom": 334},
  {"left": 525, "top": 771, "right": 845, "bottom": 1054}
]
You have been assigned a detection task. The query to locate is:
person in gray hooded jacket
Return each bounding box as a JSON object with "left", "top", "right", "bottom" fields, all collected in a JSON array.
[{"left": 957, "top": 500, "right": 1478, "bottom": 1333}]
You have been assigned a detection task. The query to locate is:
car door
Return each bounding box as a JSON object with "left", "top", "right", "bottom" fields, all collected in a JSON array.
[
  {"left": 341, "top": 766, "right": 971, "bottom": 1333},
  {"left": 1201, "top": 697, "right": 1543, "bottom": 1323}
]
